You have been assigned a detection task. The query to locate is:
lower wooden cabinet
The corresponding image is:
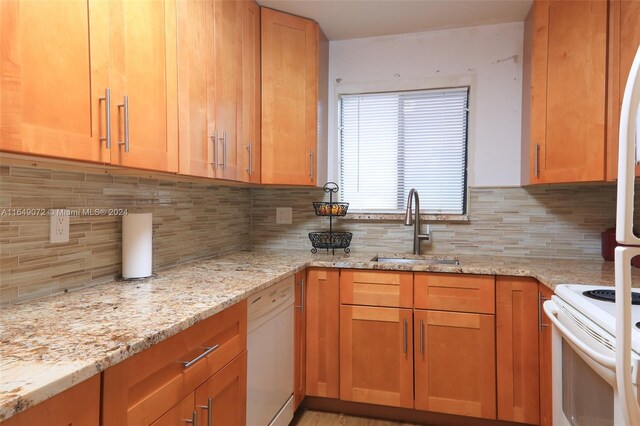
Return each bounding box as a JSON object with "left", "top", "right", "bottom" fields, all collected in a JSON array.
[
  {"left": 496, "top": 276, "right": 540, "bottom": 424},
  {"left": 1, "top": 375, "right": 100, "bottom": 426},
  {"left": 539, "top": 283, "right": 554, "bottom": 426},
  {"left": 102, "top": 300, "right": 247, "bottom": 425},
  {"left": 305, "top": 268, "right": 340, "bottom": 398},
  {"left": 150, "top": 393, "right": 195, "bottom": 426},
  {"left": 414, "top": 309, "right": 496, "bottom": 419},
  {"left": 339, "top": 305, "right": 413, "bottom": 408},
  {"left": 294, "top": 270, "right": 306, "bottom": 408}
]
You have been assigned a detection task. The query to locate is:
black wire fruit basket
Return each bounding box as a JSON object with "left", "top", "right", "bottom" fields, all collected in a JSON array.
[{"left": 309, "top": 182, "right": 352, "bottom": 255}]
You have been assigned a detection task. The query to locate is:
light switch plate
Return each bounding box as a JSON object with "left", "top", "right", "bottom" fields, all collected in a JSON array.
[
  {"left": 275, "top": 207, "right": 293, "bottom": 225},
  {"left": 49, "top": 209, "right": 70, "bottom": 243}
]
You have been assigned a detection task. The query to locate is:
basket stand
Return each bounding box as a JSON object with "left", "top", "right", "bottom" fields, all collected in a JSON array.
[{"left": 308, "top": 182, "right": 352, "bottom": 256}]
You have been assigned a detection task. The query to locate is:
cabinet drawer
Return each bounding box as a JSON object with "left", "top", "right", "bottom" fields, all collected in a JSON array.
[
  {"left": 414, "top": 273, "right": 495, "bottom": 314},
  {"left": 103, "top": 300, "right": 247, "bottom": 426},
  {"left": 340, "top": 269, "right": 413, "bottom": 308}
]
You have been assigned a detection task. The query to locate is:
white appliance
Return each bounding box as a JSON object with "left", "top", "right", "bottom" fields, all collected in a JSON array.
[
  {"left": 542, "top": 45, "right": 640, "bottom": 425},
  {"left": 246, "top": 276, "right": 295, "bottom": 426}
]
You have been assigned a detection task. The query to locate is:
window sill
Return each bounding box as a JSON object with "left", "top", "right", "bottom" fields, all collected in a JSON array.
[{"left": 340, "top": 213, "right": 470, "bottom": 222}]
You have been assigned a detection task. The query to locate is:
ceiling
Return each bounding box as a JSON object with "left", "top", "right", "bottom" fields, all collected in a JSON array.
[{"left": 257, "top": 0, "right": 533, "bottom": 41}]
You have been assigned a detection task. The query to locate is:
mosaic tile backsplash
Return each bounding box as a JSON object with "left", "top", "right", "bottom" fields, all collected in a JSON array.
[
  {"left": 0, "top": 162, "right": 620, "bottom": 305},
  {"left": 0, "top": 165, "right": 251, "bottom": 304},
  {"left": 250, "top": 184, "right": 617, "bottom": 259}
]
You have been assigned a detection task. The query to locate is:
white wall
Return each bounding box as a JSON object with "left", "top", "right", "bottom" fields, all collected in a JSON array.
[{"left": 327, "top": 22, "right": 524, "bottom": 187}]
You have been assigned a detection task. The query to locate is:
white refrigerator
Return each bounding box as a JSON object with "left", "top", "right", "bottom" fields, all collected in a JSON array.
[{"left": 615, "top": 44, "right": 640, "bottom": 425}]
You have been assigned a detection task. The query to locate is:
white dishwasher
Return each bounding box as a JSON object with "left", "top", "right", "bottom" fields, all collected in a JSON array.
[{"left": 247, "top": 276, "right": 294, "bottom": 426}]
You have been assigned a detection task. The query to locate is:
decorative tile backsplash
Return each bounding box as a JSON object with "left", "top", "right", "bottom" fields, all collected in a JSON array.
[
  {"left": 0, "top": 162, "right": 621, "bottom": 305},
  {"left": 0, "top": 165, "right": 251, "bottom": 304},
  {"left": 250, "top": 184, "right": 617, "bottom": 259}
]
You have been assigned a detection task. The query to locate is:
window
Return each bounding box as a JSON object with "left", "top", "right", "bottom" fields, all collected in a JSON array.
[{"left": 339, "top": 87, "right": 469, "bottom": 214}]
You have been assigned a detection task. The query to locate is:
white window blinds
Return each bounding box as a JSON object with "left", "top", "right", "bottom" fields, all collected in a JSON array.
[{"left": 339, "top": 87, "right": 469, "bottom": 214}]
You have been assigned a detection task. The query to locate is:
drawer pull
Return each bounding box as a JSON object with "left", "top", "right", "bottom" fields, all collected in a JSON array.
[
  {"left": 182, "top": 344, "right": 220, "bottom": 368},
  {"left": 403, "top": 318, "right": 407, "bottom": 354}
]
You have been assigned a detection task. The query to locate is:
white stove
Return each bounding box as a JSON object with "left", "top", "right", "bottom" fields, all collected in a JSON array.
[{"left": 555, "top": 284, "right": 640, "bottom": 354}]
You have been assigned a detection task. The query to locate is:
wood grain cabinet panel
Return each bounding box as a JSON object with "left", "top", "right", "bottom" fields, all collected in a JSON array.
[
  {"left": 1, "top": 375, "right": 100, "bottom": 426},
  {"left": 195, "top": 352, "right": 247, "bottom": 426},
  {"left": 496, "top": 276, "right": 540, "bottom": 424},
  {"left": 108, "top": 0, "right": 179, "bottom": 173},
  {"left": 305, "top": 268, "right": 340, "bottom": 398},
  {"left": 340, "top": 305, "right": 414, "bottom": 408},
  {"left": 261, "top": 8, "right": 327, "bottom": 185},
  {"left": 414, "top": 273, "right": 495, "bottom": 314},
  {"left": 149, "top": 392, "right": 195, "bottom": 426},
  {"left": 524, "top": 0, "right": 607, "bottom": 184},
  {"left": 294, "top": 270, "right": 307, "bottom": 408},
  {"left": 0, "top": 0, "right": 110, "bottom": 163},
  {"left": 340, "top": 269, "right": 413, "bottom": 308},
  {"left": 102, "top": 300, "right": 247, "bottom": 425},
  {"left": 539, "top": 283, "right": 554, "bottom": 426},
  {"left": 414, "top": 310, "right": 496, "bottom": 419},
  {"left": 240, "top": 0, "right": 261, "bottom": 183}
]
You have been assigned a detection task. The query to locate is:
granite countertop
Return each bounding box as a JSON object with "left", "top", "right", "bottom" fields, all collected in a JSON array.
[{"left": 0, "top": 249, "right": 633, "bottom": 420}]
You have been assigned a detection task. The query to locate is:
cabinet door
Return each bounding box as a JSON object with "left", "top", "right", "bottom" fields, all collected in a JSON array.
[
  {"left": 176, "top": 0, "right": 216, "bottom": 178},
  {"left": 239, "top": 0, "right": 261, "bottom": 183},
  {"left": 294, "top": 270, "right": 306, "bottom": 408},
  {"left": 305, "top": 268, "right": 340, "bottom": 398},
  {"left": 606, "top": 0, "right": 640, "bottom": 180},
  {"left": 108, "top": 0, "right": 178, "bottom": 172},
  {"left": 528, "top": 0, "right": 607, "bottom": 183},
  {"left": 496, "top": 277, "right": 540, "bottom": 424},
  {"left": 0, "top": 0, "right": 109, "bottom": 163},
  {"left": 539, "top": 284, "right": 554, "bottom": 426},
  {"left": 195, "top": 352, "right": 247, "bottom": 426},
  {"left": 213, "top": 0, "right": 242, "bottom": 180},
  {"left": 150, "top": 392, "right": 195, "bottom": 426},
  {"left": 340, "top": 305, "right": 413, "bottom": 408},
  {"left": 414, "top": 310, "right": 496, "bottom": 419},
  {"left": 261, "top": 8, "right": 318, "bottom": 185},
  {"left": 2, "top": 375, "right": 100, "bottom": 426}
]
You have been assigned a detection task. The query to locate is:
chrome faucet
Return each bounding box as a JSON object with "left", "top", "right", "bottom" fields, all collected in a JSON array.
[{"left": 404, "top": 189, "right": 431, "bottom": 255}]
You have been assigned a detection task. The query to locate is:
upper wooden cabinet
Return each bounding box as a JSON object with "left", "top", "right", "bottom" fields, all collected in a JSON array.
[
  {"left": 0, "top": 0, "right": 110, "bottom": 163},
  {"left": 261, "top": 8, "right": 328, "bottom": 186},
  {"left": 606, "top": 0, "right": 640, "bottom": 180},
  {"left": 523, "top": 0, "right": 608, "bottom": 184},
  {"left": 1, "top": 0, "right": 178, "bottom": 173},
  {"left": 240, "top": 0, "right": 261, "bottom": 183}
]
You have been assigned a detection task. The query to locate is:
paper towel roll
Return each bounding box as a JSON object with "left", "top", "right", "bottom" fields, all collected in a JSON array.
[{"left": 122, "top": 213, "right": 153, "bottom": 279}]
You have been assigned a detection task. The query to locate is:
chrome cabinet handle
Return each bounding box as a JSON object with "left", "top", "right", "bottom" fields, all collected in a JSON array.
[
  {"left": 212, "top": 130, "right": 218, "bottom": 169},
  {"left": 538, "top": 291, "right": 551, "bottom": 331},
  {"left": 99, "top": 88, "right": 111, "bottom": 149},
  {"left": 420, "top": 318, "right": 424, "bottom": 355},
  {"left": 198, "top": 397, "right": 212, "bottom": 426},
  {"left": 403, "top": 318, "right": 407, "bottom": 354},
  {"left": 295, "top": 278, "right": 305, "bottom": 311},
  {"left": 246, "top": 143, "right": 253, "bottom": 176},
  {"left": 118, "top": 96, "right": 130, "bottom": 153},
  {"left": 534, "top": 143, "right": 540, "bottom": 177},
  {"left": 309, "top": 151, "right": 314, "bottom": 181},
  {"left": 184, "top": 411, "right": 198, "bottom": 426},
  {"left": 182, "top": 344, "right": 220, "bottom": 368},
  {"left": 218, "top": 132, "right": 226, "bottom": 170}
]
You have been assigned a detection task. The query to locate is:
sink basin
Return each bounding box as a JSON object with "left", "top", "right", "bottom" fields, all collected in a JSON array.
[{"left": 372, "top": 256, "right": 460, "bottom": 266}]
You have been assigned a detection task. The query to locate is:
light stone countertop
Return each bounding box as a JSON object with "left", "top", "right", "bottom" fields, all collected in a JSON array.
[{"left": 0, "top": 249, "right": 634, "bottom": 420}]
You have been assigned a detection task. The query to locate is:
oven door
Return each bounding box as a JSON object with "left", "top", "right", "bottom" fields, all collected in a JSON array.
[{"left": 544, "top": 298, "right": 622, "bottom": 426}]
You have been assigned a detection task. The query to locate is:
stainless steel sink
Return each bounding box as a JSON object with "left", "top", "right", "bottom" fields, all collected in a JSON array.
[{"left": 372, "top": 256, "right": 460, "bottom": 266}]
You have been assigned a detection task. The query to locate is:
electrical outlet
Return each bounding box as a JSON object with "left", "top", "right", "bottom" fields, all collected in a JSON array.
[
  {"left": 49, "top": 209, "right": 70, "bottom": 243},
  {"left": 275, "top": 207, "right": 293, "bottom": 225}
]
